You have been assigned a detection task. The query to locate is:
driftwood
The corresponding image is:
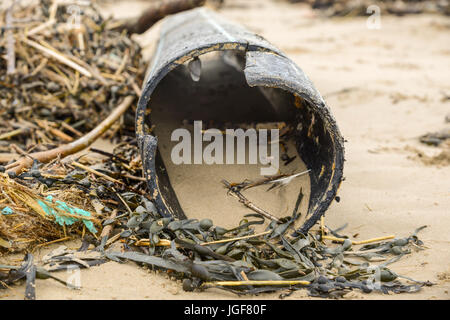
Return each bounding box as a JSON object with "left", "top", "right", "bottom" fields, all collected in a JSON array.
[{"left": 120, "top": 0, "right": 206, "bottom": 34}]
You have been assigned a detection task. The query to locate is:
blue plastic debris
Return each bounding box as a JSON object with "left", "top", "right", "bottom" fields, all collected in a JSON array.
[
  {"left": 37, "top": 195, "right": 97, "bottom": 234},
  {"left": 1, "top": 207, "right": 14, "bottom": 215}
]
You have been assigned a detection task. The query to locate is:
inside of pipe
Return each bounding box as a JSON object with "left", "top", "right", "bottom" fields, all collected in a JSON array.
[{"left": 149, "top": 50, "right": 312, "bottom": 229}]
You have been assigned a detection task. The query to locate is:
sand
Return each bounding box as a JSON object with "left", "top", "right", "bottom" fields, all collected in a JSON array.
[
  {"left": 149, "top": 49, "right": 312, "bottom": 229},
  {"left": 1, "top": 0, "right": 450, "bottom": 300}
]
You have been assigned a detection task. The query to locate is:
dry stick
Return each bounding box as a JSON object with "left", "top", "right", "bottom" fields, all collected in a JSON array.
[
  {"left": 100, "top": 209, "right": 118, "bottom": 240},
  {"left": 30, "top": 58, "right": 48, "bottom": 77},
  {"left": 21, "top": 38, "right": 92, "bottom": 77},
  {"left": 105, "top": 233, "right": 121, "bottom": 247},
  {"left": 125, "top": 73, "right": 142, "bottom": 96},
  {"left": 223, "top": 180, "right": 282, "bottom": 223},
  {"left": 202, "top": 280, "right": 310, "bottom": 287},
  {"left": 134, "top": 238, "right": 172, "bottom": 247},
  {"left": 49, "top": 127, "right": 74, "bottom": 142},
  {"left": 112, "top": 187, "right": 133, "bottom": 215},
  {"left": 72, "top": 162, "right": 122, "bottom": 185},
  {"left": 89, "top": 148, "right": 129, "bottom": 164},
  {"left": 27, "top": 18, "right": 55, "bottom": 36},
  {"left": 6, "top": 96, "right": 134, "bottom": 174},
  {"left": 32, "top": 236, "right": 70, "bottom": 251},
  {"left": 233, "top": 192, "right": 281, "bottom": 223},
  {"left": 320, "top": 216, "right": 325, "bottom": 239},
  {"left": 0, "top": 153, "right": 18, "bottom": 163},
  {"left": 73, "top": 161, "right": 150, "bottom": 198},
  {"left": 352, "top": 235, "right": 396, "bottom": 245},
  {"left": 76, "top": 31, "right": 85, "bottom": 54},
  {"left": 115, "top": 49, "right": 129, "bottom": 76},
  {"left": 120, "top": 174, "right": 146, "bottom": 182},
  {"left": 0, "top": 128, "right": 26, "bottom": 140},
  {"left": 89, "top": 147, "right": 133, "bottom": 170},
  {"left": 320, "top": 213, "right": 393, "bottom": 245},
  {"left": 61, "top": 122, "right": 82, "bottom": 137},
  {"left": 322, "top": 235, "right": 395, "bottom": 245},
  {"left": 10, "top": 144, "right": 33, "bottom": 161},
  {"left": 236, "top": 171, "right": 310, "bottom": 192},
  {"left": 68, "top": 52, "right": 108, "bottom": 86},
  {"left": 240, "top": 271, "right": 249, "bottom": 281}
]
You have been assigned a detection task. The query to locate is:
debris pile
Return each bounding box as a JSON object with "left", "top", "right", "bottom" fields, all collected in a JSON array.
[
  {"left": 1, "top": 178, "right": 434, "bottom": 299},
  {"left": 0, "top": 0, "right": 144, "bottom": 155},
  {"left": 0, "top": 135, "right": 143, "bottom": 253},
  {"left": 105, "top": 197, "right": 433, "bottom": 299},
  {"left": 0, "top": 120, "right": 434, "bottom": 298}
]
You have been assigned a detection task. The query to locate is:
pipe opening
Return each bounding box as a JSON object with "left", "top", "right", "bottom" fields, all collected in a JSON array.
[{"left": 147, "top": 50, "right": 336, "bottom": 229}]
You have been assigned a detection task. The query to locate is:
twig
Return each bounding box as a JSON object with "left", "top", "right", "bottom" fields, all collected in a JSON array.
[
  {"left": 66, "top": 52, "right": 108, "bottom": 85},
  {"left": 114, "top": 49, "right": 129, "bottom": 76},
  {"left": 120, "top": 174, "right": 146, "bottom": 182},
  {"left": 61, "top": 122, "right": 82, "bottom": 137},
  {"left": 0, "top": 153, "right": 19, "bottom": 163},
  {"left": 43, "top": 125, "right": 74, "bottom": 142},
  {"left": 72, "top": 162, "right": 122, "bottom": 185},
  {"left": 0, "top": 128, "right": 26, "bottom": 140},
  {"left": 22, "top": 38, "right": 92, "bottom": 77},
  {"left": 202, "top": 280, "right": 310, "bottom": 287},
  {"left": 240, "top": 271, "right": 249, "bottom": 281},
  {"left": 134, "top": 238, "right": 172, "bottom": 247},
  {"left": 322, "top": 235, "right": 395, "bottom": 245},
  {"left": 105, "top": 233, "right": 121, "bottom": 247},
  {"left": 32, "top": 237, "right": 71, "bottom": 251},
  {"left": 223, "top": 180, "right": 282, "bottom": 223},
  {"left": 76, "top": 31, "right": 85, "bottom": 54},
  {"left": 30, "top": 58, "right": 48, "bottom": 76},
  {"left": 10, "top": 144, "right": 34, "bottom": 161},
  {"left": 27, "top": 19, "right": 55, "bottom": 36},
  {"left": 321, "top": 216, "right": 325, "bottom": 239},
  {"left": 100, "top": 209, "right": 117, "bottom": 240},
  {"left": 353, "top": 236, "right": 396, "bottom": 245},
  {"left": 124, "top": 73, "right": 142, "bottom": 96},
  {"left": 89, "top": 148, "right": 128, "bottom": 164},
  {"left": 229, "top": 170, "right": 310, "bottom": 192},
  {"left": 6, "top": 96, "right": 134, "bottom": 174},
  {"left": 112, "top": 187, "right": 133, "bottom": 214}
]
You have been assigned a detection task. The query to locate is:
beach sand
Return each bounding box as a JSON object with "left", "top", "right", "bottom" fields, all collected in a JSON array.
[{"left": 1, "top": 0, "right": 449, "bottom": 300}]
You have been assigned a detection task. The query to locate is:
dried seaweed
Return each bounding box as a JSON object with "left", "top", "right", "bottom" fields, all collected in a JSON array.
[
  {"left": 288, "top": 0, "right": 450, "bottom": 17},
  {"left": 1, "top": 168, "right": 433, "bottom": 299},
  {"left": 0, "top": 0, "right": 144, "bottom": 161},
  {"left": 0, "top": 0, "right": 436, "bottom": 301}
]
